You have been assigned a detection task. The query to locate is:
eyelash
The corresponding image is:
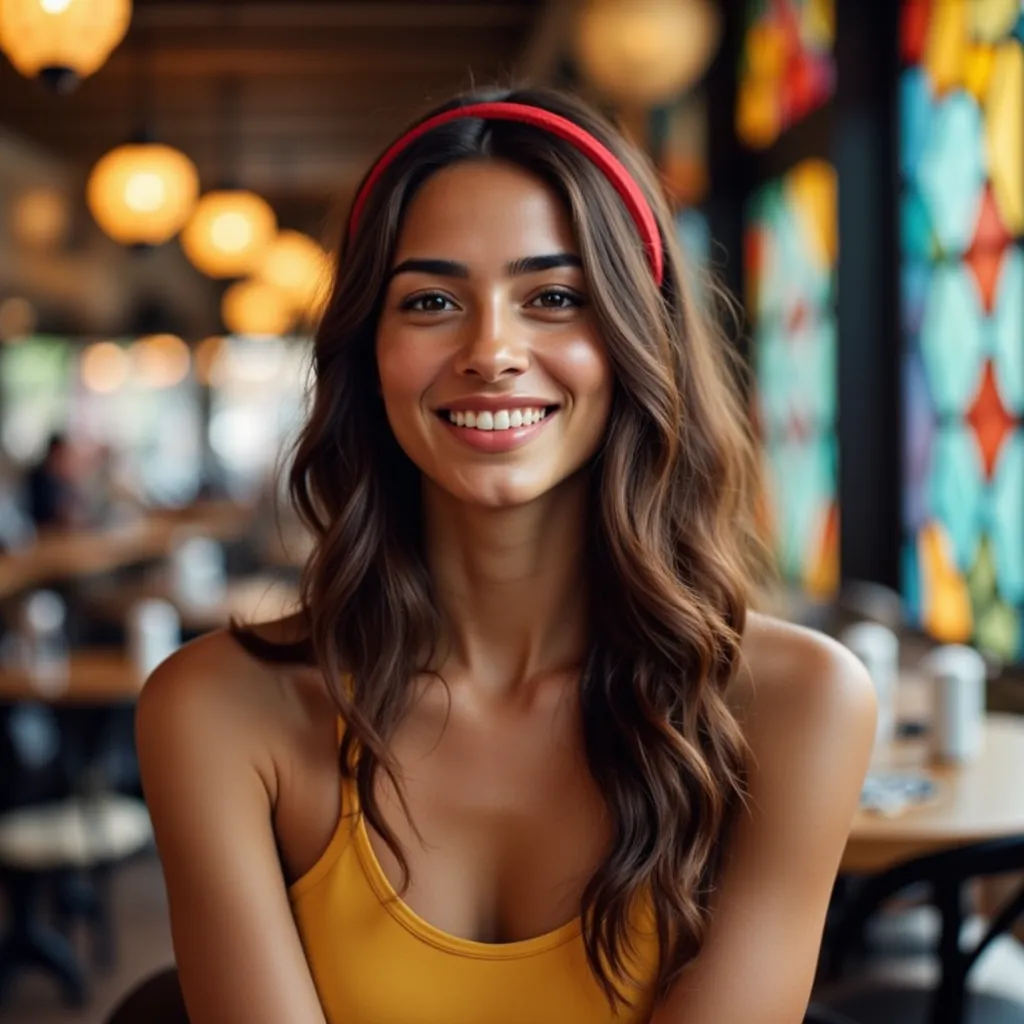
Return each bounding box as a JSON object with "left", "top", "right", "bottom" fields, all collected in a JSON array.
[{"left": 399, "top": 287, "right": 585, "bottom": 313}]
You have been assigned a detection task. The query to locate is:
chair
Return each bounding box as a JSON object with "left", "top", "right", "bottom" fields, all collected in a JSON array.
[
  {"left": 106, "top": 966, "right": 188, "bottom": 1023},
  {"left": 0, "top": 703, "right": 152, "bottom": 1007},
  {"left": 818, "top": 836, "right": 1024, "bottom": 1024},
  {"left": 805, "top": 1007, "right": 859, "bottom": 1024}
]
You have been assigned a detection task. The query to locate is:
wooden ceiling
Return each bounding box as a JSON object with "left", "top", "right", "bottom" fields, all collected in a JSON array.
[{"left": 0, "top": 1, "right": 562, "bottom": 236}]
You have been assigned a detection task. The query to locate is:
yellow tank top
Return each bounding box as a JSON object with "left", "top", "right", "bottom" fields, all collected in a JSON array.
[{"left": 288, "top": 722, "right": 659, "bottom": 1023}]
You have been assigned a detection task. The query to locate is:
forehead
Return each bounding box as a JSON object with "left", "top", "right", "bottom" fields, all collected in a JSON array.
[{"left": 393, "top": 160, "right": 578, "bottom": 263}]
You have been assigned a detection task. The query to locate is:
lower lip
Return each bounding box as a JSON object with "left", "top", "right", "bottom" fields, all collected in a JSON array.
[{"left": 438, "top": 412, "right": 556, "bottom": 453}]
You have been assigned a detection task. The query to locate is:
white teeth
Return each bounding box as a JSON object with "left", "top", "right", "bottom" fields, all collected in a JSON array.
[{"left": 446, "top": 406, "right": 551, "bottom": 431}]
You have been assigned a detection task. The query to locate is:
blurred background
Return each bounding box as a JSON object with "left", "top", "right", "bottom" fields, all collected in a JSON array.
[{"left": 0, "top": 1, "right": 1022, "bottom": 1022}]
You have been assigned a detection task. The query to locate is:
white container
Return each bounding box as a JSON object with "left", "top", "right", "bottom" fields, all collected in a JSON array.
[
  {"left": 18, "top": 590, "right": 69, "bottom": 696},
  {"left": 921, "top": 644, "right": 986, "bottom": 764},
  {"left": 169, "top": 532, "right": 227, "bottom": 609},
  {"left": 128, "top": 599, "right": 181, "bottom": 679},
  {"left": 840, "top": 621, "right": 899, "bottom": 752}
]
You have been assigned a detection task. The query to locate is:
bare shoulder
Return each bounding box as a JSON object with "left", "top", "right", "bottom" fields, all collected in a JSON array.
[
  {"left": 733, "top": 611, "right": 877, "bottom": 765},
  {"left": 736, "top": 610, "right": 876, "bottom": 714},
  {"left": 136, "top": 620, "right": 328, "bottom": 803}
]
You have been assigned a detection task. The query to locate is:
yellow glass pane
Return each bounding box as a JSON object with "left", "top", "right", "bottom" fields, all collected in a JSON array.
[
  {"left": 924, "top": 0, "right": 968, "bottom": 94},
  {"left": 919, "top": 522, "right": 974, "bottom": 642},
  {"left": 964, "top": 43, "right": 996, "bottom": 100},
  {"left": 786, "top": 159, "right": 838, "bottom": 269},
  {"left": 804, "top": 503, "right": 839, "bottom": 599},
  {"left": 985, "top": 41, "right": 1024, "bottom": 235},
  {"left": 746, "top": 20, "right": 787, "bottom": 79},
  {"left": 970, "top": 0, "right": 1019, "bottom": 43},
  {"left": 736, "top": 78, "right": 780, "bottom": 150}
]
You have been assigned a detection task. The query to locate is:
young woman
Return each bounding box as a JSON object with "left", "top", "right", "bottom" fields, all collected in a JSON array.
[{"left": 136, "top": 87, "right": 875, "bottom": 1024}]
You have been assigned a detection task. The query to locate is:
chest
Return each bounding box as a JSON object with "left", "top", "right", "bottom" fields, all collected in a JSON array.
[{"left": 276, "top": 677, "right": 612, "bottom": 945}]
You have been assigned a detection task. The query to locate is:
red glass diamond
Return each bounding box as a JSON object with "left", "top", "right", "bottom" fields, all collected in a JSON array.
[
  {"left": 965, "top": 359, "right": 1016, "bottom": 479},
  {"left": 900, "top": 0, "right": 931, "bottom": 64},
  {"left": 964, "top": 186, "right": 1011, "bottom": 313}
]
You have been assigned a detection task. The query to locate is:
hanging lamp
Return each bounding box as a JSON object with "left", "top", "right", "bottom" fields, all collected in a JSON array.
[
  {"left": 87, "top": 137, "right": 199, "bottom": 245},
  {"left": 221, "top": 279, "right": 293, "bottom": 337},
  {"left": 574, "top": 0, "right": 721, "bottom": 107},
  {"left": 85, "top": 32, "right": 198, "bottom": 245},
  {"left": 256, "top": 230, "right": 330, "bottom": 314},
  {"left": 0, "top": 0, "right": 132, "bottom": 92},
  {"left": 181, "top": 78, "right": 277, "bottom": 278}
]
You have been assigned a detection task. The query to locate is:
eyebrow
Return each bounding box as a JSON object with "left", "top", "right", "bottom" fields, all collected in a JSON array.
[{"left": 387, "top": 252, "right": 583, "bottom": 283}]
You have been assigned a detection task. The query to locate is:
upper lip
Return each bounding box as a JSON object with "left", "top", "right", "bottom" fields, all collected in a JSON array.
[{"left": 435, "top": 396, "right": 560, "bottom": 412}]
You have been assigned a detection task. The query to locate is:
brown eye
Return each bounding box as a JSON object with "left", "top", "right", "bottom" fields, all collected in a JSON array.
[
  {"left": 528, "top": 288, "right": 584, "bottom": 310},
  {"left": 401, "top": 292, "right": 457, "bottom": 313}
]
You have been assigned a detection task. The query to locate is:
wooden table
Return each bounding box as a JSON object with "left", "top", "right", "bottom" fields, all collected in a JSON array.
[
  {"left": 0, "top": 650, "right": 142, "bottom": 704},
  {"left": 842, "top": 676, "right": 1024, "bottom": 873},
  {"left": 0, "top": 501, "right": 254, "bottom": 600}
]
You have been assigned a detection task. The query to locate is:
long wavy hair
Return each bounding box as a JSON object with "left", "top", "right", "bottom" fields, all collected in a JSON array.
[{"left": 235, "top": 86, "right": 762, "bottom": 1008}]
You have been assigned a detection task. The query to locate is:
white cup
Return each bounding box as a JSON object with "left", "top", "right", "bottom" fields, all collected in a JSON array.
[
  {"left": 921, "top": 644, "right": 986, "bottom": 764},
  {"left": 19, "top": 590, "right": 69, "bottom": 695},
  {"left": 169, "top": 532, "right": 227, "bottom": 608},
  {"left": 840, "top": 621, "right": 899, "bottom": 752},
  {"left": 128, "top": 599, "right": 181, "bottom": 679}
]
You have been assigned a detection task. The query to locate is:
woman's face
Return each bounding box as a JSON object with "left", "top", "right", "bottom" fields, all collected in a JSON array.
[{"left": 376, "top": 159, "right": 613, "bottom": 509}]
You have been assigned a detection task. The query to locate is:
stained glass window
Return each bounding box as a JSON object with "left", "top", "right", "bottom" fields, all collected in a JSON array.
[
  {"left": 900, "top": 0, "right": 1024, "bottom": 661},
  {"left": 736, "top": 0, "right": 836, "bottom": 149},
  {"left": 746, "top": 160, "right": 839, "bottom": 597}
]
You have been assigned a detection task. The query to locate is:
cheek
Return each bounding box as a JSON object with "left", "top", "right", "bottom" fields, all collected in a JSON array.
[
  {"left": 550, "top": 336, "right": 613, "bottom": 416},
  {"left": 376, "top": 333, "right": 439, "bottom": 409}
]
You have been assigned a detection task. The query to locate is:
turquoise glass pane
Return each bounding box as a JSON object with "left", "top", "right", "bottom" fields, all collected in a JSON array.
[
  {"left": 928, "top": 425, "right": 984, "bottom": 574},
  {"left": 901, "top": 187, "right": 935, "bottom": 260},
  {"left": 919, "top": 262, "right": 986, "bottom": 415},
  {"left": 990, "top": 246, "right": 1024, "bottom": 412},
  {"left": 916, "top": 91, "right": 986, "bottom": 257},
  {"left": 900, "top": 68, "right": 934, "bottom": 180},
  {"left": 988, "top": 431, "right": 1024, "bottom": 602}
]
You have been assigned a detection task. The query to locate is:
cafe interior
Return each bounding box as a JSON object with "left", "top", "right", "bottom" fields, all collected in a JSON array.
[{"left": 0, "top": 1, "right": 1022, "bottom": 1021}]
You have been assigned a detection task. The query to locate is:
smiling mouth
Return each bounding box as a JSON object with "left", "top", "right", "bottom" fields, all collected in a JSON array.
[{"left": 436, "top": 406, "right": 559, "bottom": 432}]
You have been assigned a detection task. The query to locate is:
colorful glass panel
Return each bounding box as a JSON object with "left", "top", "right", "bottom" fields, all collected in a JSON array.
[
  {"left": 746, "top": 159, "right": 839, "bottom": 597},
  {"left": 900, "top": 1, "right": 1024, "bottom": 661},
  {"left": 736, "top": 0, "right": 836, "bottom": 149}
]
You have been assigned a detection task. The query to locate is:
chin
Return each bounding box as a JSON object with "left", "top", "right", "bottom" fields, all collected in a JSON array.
[{"left": 429, "top": 466, "right": 561, "bottom": 510}]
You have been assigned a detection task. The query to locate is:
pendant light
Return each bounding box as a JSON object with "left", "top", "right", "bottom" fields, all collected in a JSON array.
[
  {"left": 87, "top": 138, "right": 199, "bottom": 245},
  {"left": 181, "top": 78, "right": 276, "bottom": 278},
  {"left": 574, "top": 0, "right": 721, "bottom": 107},
  {"left": 85, "top": 30, "right": 198, "bottom": 245},
  {"left": 256, "top": 230, "right": 331, "bottom": 315},
  {"left": 0, "top": 0, "right": 132, "bottom": 92},
  {"left": 221, "top": 279, "right": 294, "bottom": 337}
]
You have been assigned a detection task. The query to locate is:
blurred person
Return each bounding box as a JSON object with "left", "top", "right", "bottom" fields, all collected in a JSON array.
[
  {"left": 136, "top": 88, "right": 875, "bottom": 1024},
  {"left": 23, "top": 432, "right": 83, "bottom": 531},
  {"left": 80, "top": 442, "right": 146, "bottom": 526}
]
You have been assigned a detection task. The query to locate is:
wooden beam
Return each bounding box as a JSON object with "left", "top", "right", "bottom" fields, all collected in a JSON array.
[{"left": 132, "top": 1, "right": 537, "bottom": 31}]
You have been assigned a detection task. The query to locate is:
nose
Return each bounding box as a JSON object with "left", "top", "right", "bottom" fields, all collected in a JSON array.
[{"left": 452, "top": 296, "right": 529, "bottom": 382}]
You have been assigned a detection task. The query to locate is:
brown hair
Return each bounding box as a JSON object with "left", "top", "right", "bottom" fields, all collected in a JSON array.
[{"left": 235, "top": 86, "right": 761, "bottom": 1008}]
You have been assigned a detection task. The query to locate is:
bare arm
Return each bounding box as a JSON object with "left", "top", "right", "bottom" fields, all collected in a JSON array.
[
  {"left": 651, "top": 618, "right": 876, "bottom": 1024},
  {"left": 135, "top": 638, "right": 328, "bottom": 1024}
]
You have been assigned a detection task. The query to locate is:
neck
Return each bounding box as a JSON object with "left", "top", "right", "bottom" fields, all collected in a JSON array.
[{"left": 423, "top": 473, "right": 591, "bottom": 695}]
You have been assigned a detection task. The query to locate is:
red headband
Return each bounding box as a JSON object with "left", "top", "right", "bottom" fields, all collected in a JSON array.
[{"left": 347, "top": 101, "right": 664, "bottom": 286}]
